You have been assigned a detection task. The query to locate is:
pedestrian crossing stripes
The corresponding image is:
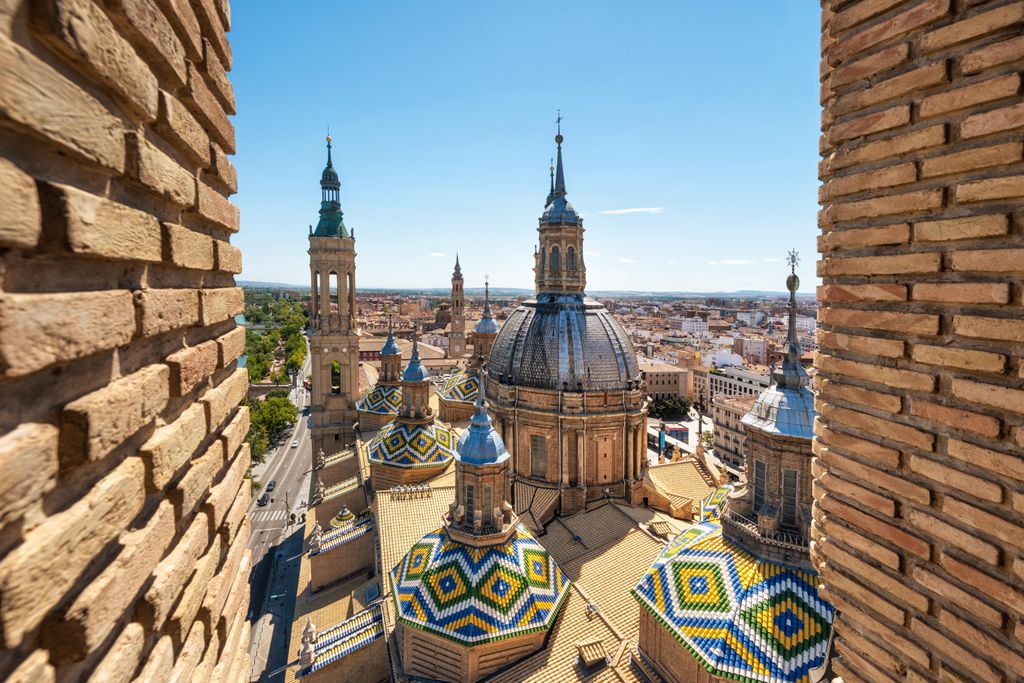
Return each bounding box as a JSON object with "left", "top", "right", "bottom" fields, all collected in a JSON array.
[{"left": 250, "top": 509, "right": 289, "bottom": 524}]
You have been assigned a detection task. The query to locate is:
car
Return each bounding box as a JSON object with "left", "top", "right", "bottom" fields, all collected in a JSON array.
[
  {"left": 256, "top": 493, "right": 269, "bottom": 507},
  {"left": 266, "top": 480, "right": 276, "bottom": 492},
  {"left": 291, "top": 440, "right": 299, "bottom": 448}
]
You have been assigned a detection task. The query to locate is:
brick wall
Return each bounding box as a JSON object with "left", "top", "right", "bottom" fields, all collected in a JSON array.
[
  {"left": 816, "top": 1, "right": 1024, "bottom": 680},
  {"left": 0, "top": 0, "right": 250, "bottom": 680}
]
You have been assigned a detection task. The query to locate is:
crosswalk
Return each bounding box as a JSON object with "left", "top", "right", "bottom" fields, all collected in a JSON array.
[{"left": 250, "top": 508, "right": 289, "bottom": 524}]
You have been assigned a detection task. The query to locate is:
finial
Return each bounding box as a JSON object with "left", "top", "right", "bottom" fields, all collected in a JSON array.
[
  {"left": 483, "top": 277, "right": 492, "bottom": 316},
  {"left": 325, "top": 128, "right": 333, "bottom": 166},
  {"left": 786, "top": 249, "right": 800, "bottom": 294},
  {"left": 555, "top": 109, "right": 563, "bottom": 142},
  {"left": 553, "top": 113, "right": 566, "bottom": 195}
]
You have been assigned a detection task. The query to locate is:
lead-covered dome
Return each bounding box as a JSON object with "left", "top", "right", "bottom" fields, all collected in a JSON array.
[{"left": 487, "top": 293, "right": 641, "bottom": 391}]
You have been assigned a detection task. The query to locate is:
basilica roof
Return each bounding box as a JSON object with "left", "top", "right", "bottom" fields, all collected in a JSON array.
[
  {"left": 436, "top": 370, "right": 479, "bottom": 405},
  {"left": 390, "top": 523, "right": 570, "bottom": 645},
  {"left": 633, "top": 521, "right": 834, "bottom": 683},
  {"left": 487, "top": 293, "right": 641, "bottom": 391},
  {"left": 366, "top": 419, "right": 456, "bottom": 469},
  {"left": 355, "top": 385, "right": 402, "bottom": 415}
]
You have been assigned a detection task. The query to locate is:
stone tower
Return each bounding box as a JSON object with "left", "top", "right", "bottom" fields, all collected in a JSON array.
[
  {"left": 308, "top": 136, "right": 360, "bottom": 455},
  {"left": 534, "top": 115, "right": 585, "bottom": 295},
  {"left": 449, "top": 255, "right": 466, "bottom": 358}
]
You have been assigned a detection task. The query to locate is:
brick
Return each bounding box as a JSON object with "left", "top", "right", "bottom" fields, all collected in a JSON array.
[
  {"left": 914, "top": 344, "right": 1006, "bottom": 374},
  {"left": 956, "top": 174, "right": 1024, "bottom": 202},
  {"left": 201, "top": 530, "right": 244, "bottom": 632},
  {"left": 819, "top": 353, "right": 936, "bottom": 392},
  {"left": 910, "top": 454, "right": 1002, "bottom": 502},
  {"left": 41, "top": 183, "right": 162, "bottom": 263},
  {"left": 0, "top": 424, "right": 57, "bottom": 525},
  {"left": 954, "top": 315, "right": 1024, "bottom": 342},
  {"left": 817, "top": 514, "right": 902, "bottom": 569},
  {"left": 139, "top": 511, "right": 210, "bottom": 630},
  {"left": 912, "top": 567, "right": 1003, "bottom": 628},
  {"left": 202, "top": 367, "right": 248, "bottom": 430},
  {"left": 921, "top": 74, "right": 1020, "bottom": 118},
  {"left": 127, "top": 134, "right": 196, "bottom": 207},
  {"left": 832, "top": 0, "right": 950, "bottom": 62},
  {"left": 192, "top": 0, "right": 231, "bottom": 68},
  {"left": 952, "top": 248, "right": 1024, "bottom": 275},
  {"left": 156, "top": 90, "right": 210, "bottom": 166},
  {"left": 829, "top": 124, "right": 945, "bottom": 171},
  {"left": 50, "top": 502, "right": 175, "bottom": 660},
  {"left": 171, "top": 439, "right": 223, "bottom": 520},
  {"left": 7, "top": 650, "right": 55, "bottom": 683},
  {"left": 216, "top": 326, "right": 245, "bottom": 366},
  {"left": 818, "top": 330, "right": 904, "bottom": 358},
  {"left": 0, "top": 158, "right": 41, "bottom": 249},
  {"left": 939, "top": 609, "right": 1024, "bottom": 673},
  {"left": 911, "top": 618, "right": 1001, "bottom": 683},
  {"left": 829, "top": 105, "right": 910, "bottom": 144},
  {"left": 215, "top": 239, "right": 242, "bottom": 273},
  {"left": 832, "top": 0, "right": 907, "bottom": 32},
  {"left": 821, "top": 563, "right": 906, "bottom": 624},
  {"left": 836, "top": 634, "right": 902, "bottom": 680},
  {"left": 962, "top": 35, "right": 1024, "bottom": 74},
  {"left": 820, "top": 222, "right": 910, "bottom": 249},
  {"left": 194, "top": 180, "right": 239, "bottom": 231},
  {"left": 951, "top": 377, "right": 1024, "bottom": 414},
  {"left": 220, "top": 406, "right": 250, "bottom": 461},
  {"left": 134, "top": 634, "right": 173, "bottom": 683},
  {"left": 819, "top": 308, "right": 938, "bottom": 336},
  {"left": 202, "top": 39, "right": 235, "bottom": 115},
  {"left": 820, "top": 251, "right": 942, "bottom": 276},
  {"left": 921, "top": 2, "right": 1024, "bottom": 52},
  {"left": 209, "top": 144, "right": 237, "bottom": 194},
  {"left": 943, "top": 496, "right": 1023, "bottom": 547},
  {"left": 824, "top": 538, "right": 928, "bottom": 611},
  {"left": 165, "top": 223, "right": 214, "bottom": 270},
  {"left": 162, "top": 0, "right": 202, "bottom": 58},
  {"left": 0, "top": 457, "right": 145, "bottom": 648},
  {"left": 205, "top": 442, "right": 248, "bottom": 529},
  {"left": 823, "top": 403, "right": 935, "bottom": 451},
  {"left": 948, "top": 438, "right": 1024, "bottom": 483},
  {"left": 170, "top": 535, "right": 221, "bottom": 642},
  {"left": 830, "top": 595, "right": 931, "bottom": 667},
  {"left": 169, "top": 621, "right": 207, "bottom": 683},
  {"left": 219, "top": 474, "right": 250, "bottom": 542},
  {"left": 185, "top": 62, "right": 234, "bottom": 153},
  {"left": 167, "top": 340, "right": 219, "bottom": 396},
  {"left": 821, "top": 444, "right": 931, "bottom": 504},
  {"left": 910, "top": 398, "right": 1001, "bottom": 438},
  {"left": 135, "top": 288, "right": 199, "bottom": 337},
  {"left": 941, "top": 552, "right": 1024, "bottom": 613},
  {"left": 31, "top": 0, "right": 158, "bottom": 121},
  {"left": 835, "top": 62, "right": 948, "bottom": 114},
  {"left": 0, "top": 290, "right": 135, "bottom": 377},
  {"left": 60, "top": 364, "right": 169, "bottom": 465},
  {"left": 816, "top": 283, "right": 907, "bottom": 302},
  {"left": 913, "top": 213, "right": 1009, "bottom": 241},
  {"left": 200, "top": 287, "right": 244, "bottom": 326},
  {"left": 961, "top": 101, "right": 1024, "bottom": 138},
  {"left": 139, "top": 402, "right": 207, "bottom": 492},
  {"left": 908, "top": 507, "right": 1000, "bottom": 564},
  {"left": 912, "top": 282, "right": 1010, "bottom": 303},
  {"left": 831, "top": 42, "right": 909, "bottom": 87},
  {"left": 0, "top": 35, "right": 124, "bottom": 172},
  {"left": 86, "top": 622, "right": 144, "bottom": 683},
  {"left": 818, "top": 469, "right": 897, "bottom": 517},
  {"left": 819, "top": 378, "right": 902, "bottom": 413},
  {"left": 816, "top": 422, "right": 901, "bottom": 468},
  {"left": 106, "top": 0, "right": 187, "bottom": 89},
  {"left": 831, "top": 188, "right": 944, "bottom": 221},
  {"left": 921, "top": 142, "right": 1023, "bottom": 178},
  {"left": 820, "top": 491, "right": 931, "bottom": 558}
]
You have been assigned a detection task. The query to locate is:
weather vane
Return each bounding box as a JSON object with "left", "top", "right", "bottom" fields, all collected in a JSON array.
[
  {"left": 787, "top": 249, "right": 800, "bottom": 274},
  {"left": 556, "top": 109, "right": 563, "bottom": 134}
]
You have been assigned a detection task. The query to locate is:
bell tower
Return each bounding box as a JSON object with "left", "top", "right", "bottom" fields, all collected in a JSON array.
[
  {"left": 449, "top": 255, "right": 466, "bottom": 358},
  {"left": 534, "top": 113, "right": 586, "bottom": 295},
  {"left": 308, "top": 135, "right": 360, "bottom": 455}
]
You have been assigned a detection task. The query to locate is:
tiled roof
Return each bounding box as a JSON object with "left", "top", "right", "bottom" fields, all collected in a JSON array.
[
  {"left": 355, "top": 384, "right": 402, "bottom": 415},
  {"left": 633, "top": 522, "right": 834, "bottom": 683},
  {"left": 647, "top": 460, "right": 717, "bottom": 509},
  {"left": 436, "top": 370, "right": 479, "bottom": 404},
  {"left": 367, "top": 419, "right": 457, "bottom": 468},
  {"left": 310, "top": 517, "right": 374, "bottom": 557},
  {"left": 701, "top": 485, "right": 732, "bottom": 522},
  {"left": 305, "top": 604, "right": 384, "bottom": 675},
  {"left": 323, "top": 476, "right": 361, "bottom": 503},
  {"left": 513, "top": 481, "right": 560, "bottom": 529},
  {"left": 390, "top": 524, "right": 570, "bottom": 644}
]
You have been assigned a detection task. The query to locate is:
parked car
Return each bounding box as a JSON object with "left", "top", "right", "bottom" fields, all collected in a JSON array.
[
  {"left": 291, "top": 440, "right": 299, "bottom": 448},
  {"left": 257, "top": 493, "right": 270, "bottom": 507},
  {"left": 266, "top": 480, "right": 276, "bottom": 492}
]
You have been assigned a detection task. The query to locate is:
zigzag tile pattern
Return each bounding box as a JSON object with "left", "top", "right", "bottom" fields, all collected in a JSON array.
[
  {"left": 633, "top": 523, "right": 833, "bottom": 683},
  {"left": 437, "top": 370, "right": 480, "bottom": 404},
  {"left": 356, "top": 385, "right": 403, "bottom": 415},
  {"left": 391, "top": 524, "right": 570, "bottom": 644},
  {"left": 367, "top": 419, "right": 457, "bottom": 469},
  {"left": 307, "top": 605, "right": 384, "bottom": 673},
  {"left": 701, "top": 485, "right": 732, "bottom": 522}
]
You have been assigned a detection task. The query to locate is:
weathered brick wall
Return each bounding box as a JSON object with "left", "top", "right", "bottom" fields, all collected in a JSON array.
[
  {"left": 0, "top": 0, "right": 250, "bottom": 680},
  {"left": 816, "top": 1, "right": 1024, "bottom": 680}
]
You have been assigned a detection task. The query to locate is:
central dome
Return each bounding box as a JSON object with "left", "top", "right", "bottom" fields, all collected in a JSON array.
[{"left": 487, "top": 292, "right": 640, "bottom": 391}]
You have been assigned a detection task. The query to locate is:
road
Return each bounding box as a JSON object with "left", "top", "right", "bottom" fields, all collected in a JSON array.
[{"left": 247, "top": 345, "right": 313, "bottom": 682}]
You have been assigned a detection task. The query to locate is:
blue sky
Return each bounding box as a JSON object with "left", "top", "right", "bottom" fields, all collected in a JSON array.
[{"left": 231, "top": 2, "right": 820, "bottom": 292}]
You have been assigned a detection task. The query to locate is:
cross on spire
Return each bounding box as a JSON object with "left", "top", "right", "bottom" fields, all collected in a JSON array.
[
  {"left": 787, "top": 249, "right": 800, "bottom": 275},
  {"left": 556, "top": 109, "right": 563, "bottom": 134}
]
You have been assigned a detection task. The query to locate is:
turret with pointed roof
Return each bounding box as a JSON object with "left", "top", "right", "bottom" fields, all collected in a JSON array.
[
  {"left": 534, "top": 113, "right": 585, "bottom": 294},
  {"left": 313, "top": 135, "right": 348, "bottom": 237}
]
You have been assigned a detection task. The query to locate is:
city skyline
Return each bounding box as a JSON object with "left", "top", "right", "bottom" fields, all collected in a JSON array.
[{"left": 230, "top": 2, "right": 820, "bottom": 292}]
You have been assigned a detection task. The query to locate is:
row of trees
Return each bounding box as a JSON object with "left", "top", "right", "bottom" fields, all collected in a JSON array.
[
  {"left": 244, "top": 297, "right": 309, "bottom": 383},
  {"left": 246, "top": 390, "right": 299, "bottom": 464}
]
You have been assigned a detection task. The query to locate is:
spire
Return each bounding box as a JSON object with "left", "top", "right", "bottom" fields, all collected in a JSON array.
[
  {"left": 402, "top": 323, "right": 430, "bottom": 382},
  {"left": 539, "top": 112, "right": 580, "bottom": 227},
  {"left": 456, "top": 371, "right": 509, "bottom": 465},
  {"left": 545, "top": 157, "right": 555, "bottom": 207},
  {"left": 483, "top": 279, "right": 492, "bottom": 317},
  {"left": 773, "top": 250, "right": 808, "bottom": 389},
  {"left": 313, "top": 134, "right": 347, "bottom": 237},
  {"left": 381, "top": 315, "right": 400, "bottom": 356},
  {"left": 326, "top": 129, "right": 333, "bottom": 167},
  {"left": 553, "top": 110, "right": 566, "bottom": 197},
  {"left": 453, "top": 253, "right": 462, "bottom": 277}
]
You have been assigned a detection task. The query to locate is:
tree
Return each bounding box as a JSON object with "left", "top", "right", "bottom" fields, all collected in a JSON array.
[
  {"left": 648, "top": 396, "right": 693, "bottom": 420},
  {"left": 699, "top": 431, "right": 715, "bottom": 453}
]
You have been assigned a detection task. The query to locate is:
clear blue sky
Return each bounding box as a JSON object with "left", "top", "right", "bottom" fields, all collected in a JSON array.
[{"left": 231, "top": 2, "right": 820, "bottom": 293}]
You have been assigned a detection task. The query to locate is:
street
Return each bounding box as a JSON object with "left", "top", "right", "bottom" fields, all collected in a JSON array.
[{"left": 247, "top": 349, "right": 313, "bottom": 682}]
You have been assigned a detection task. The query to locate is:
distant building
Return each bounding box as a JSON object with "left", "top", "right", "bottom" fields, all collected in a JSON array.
[
  {"left": 639, "top": 356, "right": 692, "bottom": 401},
  {"left": 734, "top": 335, "right": 770, "bottom": 365},
  {"left": 712, "top": 394, "right": 757, "bottom": 477},
  {"left": 679, "top": 315, "right": 709, "bottom": 337},
  {"left": 708, "top": 365, "right": 771, "bottom": 399}
]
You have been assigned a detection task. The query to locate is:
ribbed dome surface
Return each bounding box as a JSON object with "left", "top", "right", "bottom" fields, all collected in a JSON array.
[{"left": 487, "top": 293, "right": 640, "bottom": 391}]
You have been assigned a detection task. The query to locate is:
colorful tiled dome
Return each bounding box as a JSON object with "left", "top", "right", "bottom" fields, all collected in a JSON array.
[
  {"left": 437, "top": 370, "right": 480, "bottom": 405},
  {"left": 356, "top": 385, "right": 403, "bottom": 415},
  {"left": 367, "top": 420, "right": 457, "bottom": 469},
  {"left": 390, "top": 523, "right": 570, "bottom": 644},
  {"left": 633, "top": 522, "right": 834, "bottom": 683}
]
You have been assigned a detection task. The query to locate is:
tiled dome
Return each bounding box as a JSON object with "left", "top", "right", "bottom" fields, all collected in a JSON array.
[
  {"left": 356, "top": 385, "right": 403, "bottom": 415},
  {"left": 437, "top": 370, "right": 480, "bottom": 405},
  {"left": 366, "top": 420, "right": 456, "bottom": 469}
]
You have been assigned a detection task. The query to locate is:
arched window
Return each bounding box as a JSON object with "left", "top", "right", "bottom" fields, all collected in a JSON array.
[
  {"left": 539, "top": 248, "right": 546, "bottom": 274},
  {"left": 550, "top": 246, "right": 560, "bottom": 273},
  {"left": 329, "top": 272, "right": 339, "bottom": 312},
  {"left": 311, "top": 270, "right": 320, "bottom": 317},
  {"left": 566, "top": 246, "right": 576, "bottom": 271}
]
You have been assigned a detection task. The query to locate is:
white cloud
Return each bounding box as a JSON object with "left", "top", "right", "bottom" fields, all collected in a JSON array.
[
  {"left": 430, "top": 251, "right": 445, "bottom": 258},
  {"left": 618, "top": 257, "right": 637, "bottom": 264},
  {"left": 585, "top": 251, "right": 601, "bottom": 257},
  {"left": 709, "top": 259, "right": 753, "bottom": 266},
  {"left": 597, "top": 207, "right": 665, "bottom": 215},
  {"left": 763, "top": 256, "right": 784, "bottom": 262}
]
